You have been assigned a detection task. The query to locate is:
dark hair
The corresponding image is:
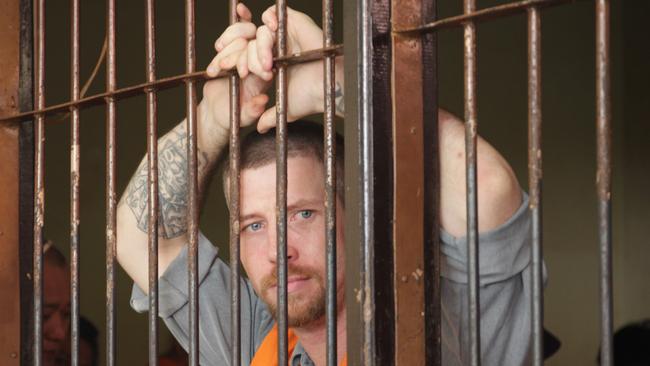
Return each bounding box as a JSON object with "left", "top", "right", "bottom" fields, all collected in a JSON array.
[
  {"left": 43, "top": 239, "right": 67, "bottom": 269},
  {"left": 598, "top": 319, "right": 650, "bottom": 365},
  {"left": 80, "top": 316, "right": 99, "bottom": 366},
  {"left": 222, "top": 120, "right": 345, "bottom": 204}
]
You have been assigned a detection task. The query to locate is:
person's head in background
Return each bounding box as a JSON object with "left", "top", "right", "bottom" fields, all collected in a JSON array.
[
  {"left": 79, "top": 316, "right": 99, "bottom": 366},
  {"left": 43, "top": 239, "right": 70, "bottom": 366},
  {"left": 598, "top": 319, "right": 650, "bottom": 366}
]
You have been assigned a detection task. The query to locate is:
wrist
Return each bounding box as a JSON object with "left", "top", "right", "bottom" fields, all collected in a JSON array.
[
  {"left": 312, "top": 56, "right": 344, "bottom": 115},
  {"left": 197, "top": 99, "right": 229, "bottom": 155}
]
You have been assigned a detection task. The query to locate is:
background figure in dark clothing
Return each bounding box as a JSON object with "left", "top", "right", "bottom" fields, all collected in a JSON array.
[
  {"left": 43, "top": 240, "right": 71, "bottom": 366},
  {"left": 79, "top": 316, "right": 99, "bottom": 366},
  {"left": 598, "top": 319, "right": 650, "bottom": 365}
]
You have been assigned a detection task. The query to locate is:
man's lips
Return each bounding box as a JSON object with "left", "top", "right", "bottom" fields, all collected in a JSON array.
[
  {"left": 267, "top": 276, "right": 310, "bottom": 293},
  {"left": 43, "top": 340, "right": 61, "bottom": 353}
]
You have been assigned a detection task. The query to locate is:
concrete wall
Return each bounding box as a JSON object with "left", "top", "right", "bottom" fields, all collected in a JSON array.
[{"left": 40, "top": 0, "right": 647, "bottom": 364}]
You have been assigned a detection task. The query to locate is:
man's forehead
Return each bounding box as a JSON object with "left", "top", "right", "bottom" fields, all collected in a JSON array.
[{"left": 224, "top": 155, "right": 326, "bottom": 209}]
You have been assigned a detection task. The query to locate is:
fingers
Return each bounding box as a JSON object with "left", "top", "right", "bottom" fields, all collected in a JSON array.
[
  {"left": 240, "top": 94, "right": 269, "bottom": 124},
  {"left": 207, "top": 37, "right": 247, "bottom": 76},
  {"left": 257, "top": 106, "right": 277, "bottom": 133},
  {"left": 261, "top": 6, "right": 278, "bottom": 31},
  {"left": 261, "top": 6, "right": 311, "bottom": 31},
  {"left": 247, "top": 40, "right": 273, "bottom": 81},
  {"left": 256, "top": 25, "right": 275, "bottom": 72},
  {"left": 257, "top": 105, "right": 298, "bottom": 134},
  {"left": 215, "top": 22, "right": 256, "bottom": 52},
  {"left": 236, "top": 50, "right": 249, "bottom": 78},
  {"left": 236, "top": 3, "right": 252, "bottom": 22}
]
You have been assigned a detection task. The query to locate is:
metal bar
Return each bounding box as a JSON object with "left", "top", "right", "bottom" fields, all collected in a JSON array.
[
  {"left": 33, "top": 0, "right": 45, "bottom": 364},
  {"left": 0, "top": 1, "right": 25, "bottom": 365},
  {"left": 275, "top": 0, "right": 289, "bottom": 363},
  {"left": 274, "top": 45, "right": 342, "bottom": 64},
  {"left": 596, "top": 0, "right": 613, "bottom": 365},
  {"left": 527, "top": 6, "right": 544, "bottom": 366},
  {"left": 421, "top": 0, "right": 441, "bottom": 363},
  {"left": 145, "top": 0, "right": 159, "bottom": 364},
  {"left": 228, "top": 1, "right": 241, "bottom": 366},
  {"left": 394, "top": 0, "right": 583, "bottom": 34},
  {"left": 463, "top": 0, "right": 480, "bottom": 364},
  {"left": 70, "top": 0, "right": 81, "bottom": 364},
  {"left": 344, "top": 0, "right": 396, "bottom": 363},
  {"left": 391, "top": 0, "right": 426, "bottom": 362},
  {"left": 322, "top": 0, "right": 337, "bottom": 364},
  {"left": 0, "top": 46, "right": 344, "bottom": 125},
  {"left": 185, "top": 1, "right": 200, "bottom": 365},
  {"left": 105, "top": 0, "right": 117, "bottom": 364},
  {"left": 18, "top": 0, "right": 35, "bottom": 364}
]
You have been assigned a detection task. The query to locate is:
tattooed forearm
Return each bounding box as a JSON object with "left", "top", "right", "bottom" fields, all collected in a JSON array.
[
  {"left": 335, "top": 81, "right": 345, "bottom": 116},
  {"left": 122, "top": 124, "right": 212, "bottom": 239}
]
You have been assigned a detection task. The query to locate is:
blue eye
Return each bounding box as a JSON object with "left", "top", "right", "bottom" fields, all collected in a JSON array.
[
  {"left": 245, "top": 222, "right": 263, "bottom": 232},
  {"left": 299, "top": 210, "right": 313, "bottom": 219}
]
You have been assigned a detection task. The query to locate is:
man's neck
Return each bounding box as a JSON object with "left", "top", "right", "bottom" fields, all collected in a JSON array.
[{"left": 292, "top": 308, "right": 347, "bottom": 366}]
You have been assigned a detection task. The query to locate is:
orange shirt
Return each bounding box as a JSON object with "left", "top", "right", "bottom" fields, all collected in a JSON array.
[{"left": 250, "top": 325, "right": 347, "bottom": 366}]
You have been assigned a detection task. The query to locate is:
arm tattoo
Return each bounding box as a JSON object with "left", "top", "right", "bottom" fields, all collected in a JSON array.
[
  {"left": 335, "top": 81, "right": 345, "bottom": 116},
  {"left": 122, "top": 125, "right": 211, "bottom": 239}
]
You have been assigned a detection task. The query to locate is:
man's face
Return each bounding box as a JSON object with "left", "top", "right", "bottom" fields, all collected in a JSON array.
[
  {"left": 239, "top": 156, "right": 345, "bottom": 329},
  {"left": 43, "top": 261, "right": 71, "bottom": 366}
]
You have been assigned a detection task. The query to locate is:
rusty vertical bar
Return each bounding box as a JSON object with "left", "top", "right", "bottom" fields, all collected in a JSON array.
[
  {"left": 145, "top": 0, "right": 160, "bottom": 364},
  {"left": 32, "top": 0, "right": 45, "bottom": 364},
  {"left": 527, "top": 6, "right": 544, "bottom": 366},
  {"left": 463, "top": 0, "right": 480, "bottom": 365},
  {"left": 421, "top": 0, "right": 441, "bottom": 364},
  {"left": 344, "top": 0, "right": 396, "bottom": 362},
  {"left": 19, "top": 0, "right": 35, "bottom": 363},
  {"left": 228, "top": 1, "right": 241, "bottom": 366},
  {"left": 70, "top": 0, "right": 81, "bottom": 364},
  {"left": 275, "top": 0, "right": 289, "bottom": 364},
  {"left": 596, "top": 0, "right": 613, "bottom": 365},
  {"left": 390, "top": 0, "right": 426, "bottom": 362},
  {"left": 105, "top": 0, "right": 117, "bottom": 364},
  {"left": 184, "top": 0, "right": 200, "bottom": 365},
  {"left": 322, "top": 0, "right": 337, "bottom": 363},
  {"left": 0, "top": 0, "right": 26, "bottom": 364}
]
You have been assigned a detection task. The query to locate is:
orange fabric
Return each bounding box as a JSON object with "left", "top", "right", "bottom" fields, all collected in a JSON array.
[
  {"left": 250, "top": 325, "right": 299, "bottom": 366},
  {"left": 250, "top": 324, "right": 347, "bottom": 366}
]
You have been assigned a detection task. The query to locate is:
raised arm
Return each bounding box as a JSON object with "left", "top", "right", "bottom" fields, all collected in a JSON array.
[
  {"left": 116, "top": 4, "right": 271, "bottom": 292},
  {"left": 438, "top": 109, "right": 521, "bottom": 237},
  {"left": 249, "top": 7, "right": 520, "bottom": 237}
]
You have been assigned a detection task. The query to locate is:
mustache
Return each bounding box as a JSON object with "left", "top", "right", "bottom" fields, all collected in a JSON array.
[{"left": 260, "top": 265, "right": 321, "bottom": 290}]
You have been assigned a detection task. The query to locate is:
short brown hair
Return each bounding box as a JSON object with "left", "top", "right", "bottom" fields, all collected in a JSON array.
[
  {"left": 43, "top": 239, "right": 68, "bottom": 268},
  {"left": 222, "top": 120, "right": 344, "bottom": 205}
]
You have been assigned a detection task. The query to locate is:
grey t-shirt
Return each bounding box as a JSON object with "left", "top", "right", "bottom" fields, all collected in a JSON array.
[{"left": 131, "top": 193, "right": 537, "bottom": 365}]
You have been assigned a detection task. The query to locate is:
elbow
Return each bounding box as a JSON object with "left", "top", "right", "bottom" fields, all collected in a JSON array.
[
  {"left": 477, "top": 158, "right": 522, "bottom": 232},
  {"left": 115, "top": 202, "right": 130, "bottom": 267}
]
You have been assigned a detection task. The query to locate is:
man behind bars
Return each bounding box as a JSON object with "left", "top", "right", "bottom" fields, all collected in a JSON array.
[{"left": 117, "top": 4, "right": 533, "bottom": 365}]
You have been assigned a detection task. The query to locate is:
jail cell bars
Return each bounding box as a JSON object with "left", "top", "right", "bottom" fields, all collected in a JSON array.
[
  {"left": 228, "top": 0, "right": 243, "bottom": 364},
  {"left": 70, "top": 0, "right": 81, "bottom": 365},
  {"left": 144, "top": 0, "right": 160, "bottom": 364},
  {"left": 0, "top": 0, "right": 612, "bottom": 365},
  {"left": 105, "top": 0, "right": 118, "bottom": 365},
  {"left": 32, "top": 0, "right": 45, "bottom": 365}
]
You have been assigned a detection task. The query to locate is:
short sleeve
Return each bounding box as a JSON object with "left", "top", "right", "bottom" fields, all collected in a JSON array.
[
  {"left": 440, "top": 192, "right": 532, "bottom": 286},
  {"left": 128, "top": 232, "right": 275, "bottom": 366},
  {"left": 439, "top": 192, "right": 546, "bottom": 365},
  {"left": 130, "top": 232, "right": 219, "bottom": 317}
]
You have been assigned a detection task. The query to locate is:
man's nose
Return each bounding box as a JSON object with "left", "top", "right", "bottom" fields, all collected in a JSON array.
[
  {"left": 44, "top": 312, "right": 67, "bottom": 341},
  {"left": 266, "top": 225, "right": 297, "bottom": 263}
]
